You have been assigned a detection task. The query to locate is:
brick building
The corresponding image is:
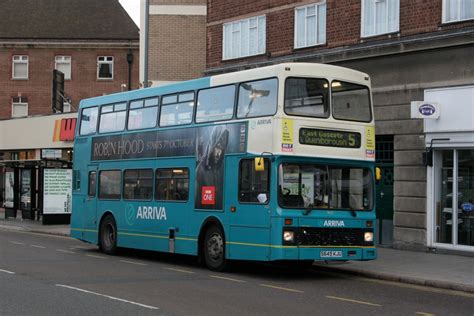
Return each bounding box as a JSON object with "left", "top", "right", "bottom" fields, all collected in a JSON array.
[
  {"left": 140, "top": 0, "right": 207, "bottom": 87},
  {"left": 0, "top": 0, "right": 139, "bottom": 218},
  {"left": 206, "top": 0, "right": 474, "bottom": 254}
]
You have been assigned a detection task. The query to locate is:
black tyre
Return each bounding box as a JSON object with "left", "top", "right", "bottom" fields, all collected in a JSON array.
[
  {"left": 203, "top": 225, "right": 227, "bottom": 271},
  {"left": 99, "top": 215, "right": 117, "bottom": 255}
]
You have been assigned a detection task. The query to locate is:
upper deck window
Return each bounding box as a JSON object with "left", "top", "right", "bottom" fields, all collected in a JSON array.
[
  {"left": 332, "top": 81, "right": 371, "bottom": 122},
  {"left": 79, "top": 106, "right": 98, "bottom": 135},
  {"left": 99, "top": 102, "right": 127, "bottom": 133},
  {"left": 159, "top": 92, "right": 194, "bottom": 127},
  {"left": 128, "top": 97, "right": 159, "bottom": 130},
  {"left": 196, "top": 85, "right": 235, "bottom": 123},
  {"left": 284, "top": 77, "right": 329, "bottom": 118},
  {"left": 237, "top": 78, "right": 278, "bottom": 118}
]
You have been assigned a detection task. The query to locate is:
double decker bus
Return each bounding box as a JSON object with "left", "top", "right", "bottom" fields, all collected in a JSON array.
[{"left": 71, "top": 63, "right": 377, "bottom": 271}]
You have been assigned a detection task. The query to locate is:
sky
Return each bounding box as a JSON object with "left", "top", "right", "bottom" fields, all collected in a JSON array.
[{"left": 119, "top": 0, "right": 140, "bottom": 27}]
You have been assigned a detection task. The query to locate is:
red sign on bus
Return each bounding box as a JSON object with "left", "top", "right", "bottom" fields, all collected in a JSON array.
[{"left": 201, "top": 186, "right": 215, "bottom": 205}]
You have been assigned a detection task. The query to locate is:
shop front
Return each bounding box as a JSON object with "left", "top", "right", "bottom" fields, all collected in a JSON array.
[
  {"left": 0, "top": 113, "right": 76, "bottom": 224},
  {"left": 424, "top": 85, "right": 474, "bottom": 252}
]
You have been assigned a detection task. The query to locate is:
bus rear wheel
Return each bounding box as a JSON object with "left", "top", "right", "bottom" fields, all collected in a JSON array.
[
  {"left": 99, "top": 215, "right": 117, "bottom": 255},
  {"left": 203, "top": 225, "right": 227, "bottom": 271}
]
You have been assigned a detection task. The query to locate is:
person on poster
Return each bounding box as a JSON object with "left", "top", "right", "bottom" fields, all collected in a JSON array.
[{"left": 195, "top": 125, "right": 229, "bottom": 209}]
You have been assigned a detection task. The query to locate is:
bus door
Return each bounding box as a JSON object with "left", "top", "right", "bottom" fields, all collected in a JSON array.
[
  {"left": 85, "top": 165, "right": 98, "bottom": 230},
  {"left": 226, "top": 157, "right": 271, "bottom": 261}
]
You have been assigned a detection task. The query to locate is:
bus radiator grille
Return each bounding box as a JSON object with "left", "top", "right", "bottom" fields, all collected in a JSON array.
[{"left": 295, "top": 228, "right": 373, "bottom": 247}]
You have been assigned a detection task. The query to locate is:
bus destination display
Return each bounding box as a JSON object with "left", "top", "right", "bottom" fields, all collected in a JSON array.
[{"left": 299, "top": 128, "right": 361, "bottom": 148}]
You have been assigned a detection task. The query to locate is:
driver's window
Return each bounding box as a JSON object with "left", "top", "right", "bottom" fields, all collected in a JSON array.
[{"left": 239, "top": 159, "right": 270, "bottom": 204}]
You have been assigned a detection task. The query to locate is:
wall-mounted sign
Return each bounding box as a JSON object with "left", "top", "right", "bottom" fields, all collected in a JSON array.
[
  {"left": 43, "top": 169, "right": 72, "bottom": 214},
  {"left": 410, "top": 101, "right": 440, "bottom": 119},
  {"left": 42, "top": 149, "right": 62, "bottom": 159},
  {"left": 53, "top": 118, "right": 76, "bottom": 142},
  {"left": 299, "top": 128, "right": 361, "bottom": 148}
]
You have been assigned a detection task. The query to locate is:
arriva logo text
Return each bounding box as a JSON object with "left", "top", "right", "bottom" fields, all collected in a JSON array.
[
  {"left": 323, "top": 220, "right": 345, "bottom": 227},
  {"left": 137, "top": 206, "right": 167, "bottom": 220}
]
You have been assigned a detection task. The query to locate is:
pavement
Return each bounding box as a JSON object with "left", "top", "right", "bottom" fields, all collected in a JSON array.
[{"left": 1, "top": 209, "right": 473, "bottom": 294}]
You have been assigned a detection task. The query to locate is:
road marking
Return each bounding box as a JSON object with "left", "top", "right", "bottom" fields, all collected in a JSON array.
[
  {"left": 71, "top": 246, "right": 90, "bottom": 250},
  {"left": 56, "top": 284, "right": 159, "bottom": 310},
  {"left": 326, "top": 295, "right": 381, "bottom": 307},
  {"left": 209, "top": 275, "right": 247, "bottom": 283},
  {"left": 259, "top": 284, "right": 304, "bottom": 293},
  {"left": 165, "top": 267, "right": 195, "bottom": 274},
  {"left": 9, "top": 241, "right": 25, "bottom": 245},
  {"left": 30, "top": 245, "right": 46, "bottom": 249},
  {"left": 0, "top": 269, "right": 15, "bottom": 275},
  {"left": 416, "top": 312, "right": 436, "bottom": 316},
  {"left": 120, "top": 260, "right": 148, "bottom": 266},
  {"left": 86, "top": 254, "right": 107, "bottom": 259},
  {"left": 56, "top": 249, "right": 76, "bottom": 254}
]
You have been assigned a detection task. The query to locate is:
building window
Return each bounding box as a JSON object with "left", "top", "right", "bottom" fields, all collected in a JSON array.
[
  {"left": 294, "top": 2, "right": 326, "bottom": 49},
  {"left": 12, "top": 55, "right": 29, "bottom": 79},
  {"left": 434, "top": 149, "right": 474, "bottom": 247},
  {"left": 55, "top": 56, "right": 72, "bottom": 80},
  {"left": 361, "top": 0, "right": 399, "bottom": 37},
  {"left": 155, "top": 168, "right": 189, "bottom": 201},
  {"left": 223, "top": 16, "right": 266, "bottom": 60},
  {"left": 12, "top": 97, "right": 28, "bottom": 118},
  {"left": 97, "top": 56, "right": 114, "bottom": 79},
  {"left": 443, "top": 0, "right": 474, "bottom": 23}
]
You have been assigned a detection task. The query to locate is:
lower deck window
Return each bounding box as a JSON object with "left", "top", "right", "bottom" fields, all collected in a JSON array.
[
  {"left": 155, "top": 168, "right": 189, "bottom": 201},
  {"left": 99, "top": 170, "right": 121, "bottom": 200},
  {"left": 123, "top": 169, "right": 153, "bottom": 200}
]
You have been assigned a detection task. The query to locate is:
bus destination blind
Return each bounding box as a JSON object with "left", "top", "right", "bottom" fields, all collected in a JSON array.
[{"left": 299, "top": 128, "right": 361, "bottom": 148}]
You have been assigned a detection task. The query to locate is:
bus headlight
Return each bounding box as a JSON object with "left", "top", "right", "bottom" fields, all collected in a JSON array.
[
  {"left": 283, "top": 231, "right": 294, "bottom": 243},
  {"left": 364, "top": 232, "right": 374, "bottom": 242}
]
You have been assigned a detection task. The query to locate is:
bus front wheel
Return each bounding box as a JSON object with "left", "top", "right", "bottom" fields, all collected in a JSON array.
[
  {"left": 203, "top": 225, "right": 227, "bottom": 271},
  {"left": 99, "top": 215, "right": 117, "bottom": 255}
]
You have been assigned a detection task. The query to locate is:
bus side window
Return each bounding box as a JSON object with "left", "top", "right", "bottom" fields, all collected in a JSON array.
[
  {"left": 123, "top": 169, "right": 153, "bottom": 200},
  {"left": 156, "top": 168, "right": 189, "bottom": 201},
  {"left": 160, "top": 92, "right": 194, "bottom": 126},
  {"left": 98, "top": 170, "right": 121, "bottom": 200},
  {"left": 239, "top": 159, "right": 270, "bottom": 204},
  {"left": 88, "top": 171, "right": 96, "bottom": 197}
]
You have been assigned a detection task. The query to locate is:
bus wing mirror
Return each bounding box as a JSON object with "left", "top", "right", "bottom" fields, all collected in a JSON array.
[
  {"left": 255, "top": 157, "right": 265, "bottom": 172},
  {"left": 375, "top": 167, "right": 382, "bottom": 181}
]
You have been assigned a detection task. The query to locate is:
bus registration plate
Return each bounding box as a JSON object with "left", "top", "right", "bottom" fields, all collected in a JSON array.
[{"left": 320, "top": 250, "right": 342, "bottom": 258}]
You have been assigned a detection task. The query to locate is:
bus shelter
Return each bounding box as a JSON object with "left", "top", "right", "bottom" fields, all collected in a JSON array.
[{"left": 0, "top": 159, "right": 72, "bottom": 224}]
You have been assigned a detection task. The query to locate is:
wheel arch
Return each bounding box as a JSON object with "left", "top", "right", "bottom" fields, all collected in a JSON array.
[
  {"left": 197, "top": 216, "right": 226, "bottom": 260},
  {"left": 98, "top": 211, "right": 115, "bottom": 245}
]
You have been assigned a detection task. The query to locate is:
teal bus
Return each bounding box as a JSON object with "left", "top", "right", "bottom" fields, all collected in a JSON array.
[{"left": 71, "top": 63, "right": 377, "bottom": 271}]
